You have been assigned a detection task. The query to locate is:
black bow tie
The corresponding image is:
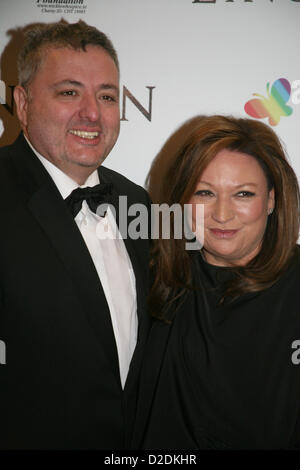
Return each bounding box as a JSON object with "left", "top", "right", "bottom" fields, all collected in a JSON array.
[{"left": 65, "top": 183, "right": 113, "bottom": 218}]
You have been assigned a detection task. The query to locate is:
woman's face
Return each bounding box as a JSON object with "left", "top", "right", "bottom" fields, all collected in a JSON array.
[{"left": 188, "top": 149, "right": 275, "bottom": 267}]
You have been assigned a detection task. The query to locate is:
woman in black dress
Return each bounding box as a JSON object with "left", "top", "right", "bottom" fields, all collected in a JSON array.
[{"left": 134, "top": 116, "right": 300, "bottom": 450}]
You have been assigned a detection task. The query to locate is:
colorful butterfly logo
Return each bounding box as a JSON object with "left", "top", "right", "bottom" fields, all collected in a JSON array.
[{"left": 244, "top": 78, "right": 293, "bottom": 126}]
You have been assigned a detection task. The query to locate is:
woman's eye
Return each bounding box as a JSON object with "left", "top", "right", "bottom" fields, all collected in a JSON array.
[
  {"left": 236, "top": 191, "right": 255, "bottom": 197},
  {"left": 194, "top": 190, "right": 214, "bottom": 197}
]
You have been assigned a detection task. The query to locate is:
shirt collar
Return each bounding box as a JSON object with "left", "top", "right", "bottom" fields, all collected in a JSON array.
[{"left": 24, "top": 135, "right": 100, "bottom": 199}]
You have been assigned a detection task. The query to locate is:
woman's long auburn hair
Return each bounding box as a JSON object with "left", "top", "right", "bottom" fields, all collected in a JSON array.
[{"left": 147, "top": 115, "right": 300, "bottom": 319}]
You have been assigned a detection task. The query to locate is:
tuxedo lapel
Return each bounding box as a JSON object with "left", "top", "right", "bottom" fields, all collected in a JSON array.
[
  {"left": 98, "top": 167, "right": 148, "bottom": 323},
  {"left": 10, "top": 135, "right": 120, "bottom": 375},
  {"left": 98, "top": 167, "right": 151, "bottom": 394}
]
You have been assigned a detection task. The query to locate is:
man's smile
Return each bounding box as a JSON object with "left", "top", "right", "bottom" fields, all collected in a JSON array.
[{"left": 68, "top": 129, "right": 100, "bottom": 139}]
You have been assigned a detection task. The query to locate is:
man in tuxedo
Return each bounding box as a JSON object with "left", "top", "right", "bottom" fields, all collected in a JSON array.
[{"left": 0, "top": 20, "right": 150, "bottom": 449}]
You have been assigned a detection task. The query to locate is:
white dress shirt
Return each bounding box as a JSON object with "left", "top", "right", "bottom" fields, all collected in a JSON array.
[{"left": 26, "top": 138, "right": 137, "bottom": 388}]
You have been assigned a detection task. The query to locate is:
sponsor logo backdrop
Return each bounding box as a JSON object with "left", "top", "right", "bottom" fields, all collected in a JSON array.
[{"left": 0, "top": 0, "right": 299, "bottom": 187}]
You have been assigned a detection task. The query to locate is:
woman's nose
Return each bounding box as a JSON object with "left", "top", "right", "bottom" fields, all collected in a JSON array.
[{"left": 211, "top": 197, "right": 234, "bottom": 223}]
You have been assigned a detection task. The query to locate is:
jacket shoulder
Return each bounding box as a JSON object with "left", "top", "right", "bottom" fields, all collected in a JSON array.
[
  {"left": 0, "top": 140, "right": 18, "bottom": 187},
  {"left": 0, "top": 134, "right": 28, "bottom": 172},
  {"left": 0, "top": 140, "right": 15, "bottom": 164}
]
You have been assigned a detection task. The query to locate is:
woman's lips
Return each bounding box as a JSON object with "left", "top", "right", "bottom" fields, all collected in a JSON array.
[{"left": 209, "top": 228, "right": 239, "bottom": 239}]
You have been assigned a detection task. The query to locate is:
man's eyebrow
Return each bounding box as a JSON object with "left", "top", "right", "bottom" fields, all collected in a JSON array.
[
  {"left": 99, "top": 83, "right": 120, "bottom": 96},
  {"left": 52, "top": 80, "right": 83, "bottom": 88},
  {"left": 51, "top": 80, "right": 119, "bottom": 94}
]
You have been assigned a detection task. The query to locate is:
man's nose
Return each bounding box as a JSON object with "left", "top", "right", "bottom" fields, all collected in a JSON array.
[
  {"left": 211, "top": 197, "right": 234, "bottom": 223},
  {"left": 78, "top": 94, "right": 100, "bottom": 121}
]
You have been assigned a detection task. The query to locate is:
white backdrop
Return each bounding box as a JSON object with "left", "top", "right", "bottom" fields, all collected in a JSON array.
[{"left": 0, "top": 0, "right": 299, "bottom": 187}]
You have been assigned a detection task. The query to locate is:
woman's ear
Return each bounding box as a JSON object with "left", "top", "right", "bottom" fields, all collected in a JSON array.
[{"left": 268, "top": 188, "right": 275, "bottom": 214}]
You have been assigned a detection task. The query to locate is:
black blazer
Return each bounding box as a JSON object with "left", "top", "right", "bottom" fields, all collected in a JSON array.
[{"left": 0, "top": 134, "right": 151, "bottom": 450}]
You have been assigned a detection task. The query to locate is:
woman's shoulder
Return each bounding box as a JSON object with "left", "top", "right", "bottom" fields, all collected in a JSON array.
[
  {"left": 283, "top": 245, "right": 300, "bottom": 278},
  {"left": 270, "top": 245, "right": 300, "bottom": 300}
]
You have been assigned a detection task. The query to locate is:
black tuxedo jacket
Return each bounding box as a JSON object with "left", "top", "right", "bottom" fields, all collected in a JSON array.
[{"left": 0, "top": 134, "right": 151, "bottom": 449}]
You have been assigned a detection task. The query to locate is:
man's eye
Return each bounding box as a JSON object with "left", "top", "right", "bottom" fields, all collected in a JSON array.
[
  {"left": 236, "top": 191, "right": 255, "bottom": 197},
  {"left": 60, "top": 90, "right": 77, "bottom": 96},
  {"left": 194, "top": 190, "right": 214, "bottom": 197},
  {"left": 101, "top": 95, "right": 116, "bottom": 102}
]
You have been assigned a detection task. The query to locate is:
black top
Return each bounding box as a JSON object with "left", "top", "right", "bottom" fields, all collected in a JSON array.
[{"left": 136, "top": 247, "right": 300, "bottom": 450}]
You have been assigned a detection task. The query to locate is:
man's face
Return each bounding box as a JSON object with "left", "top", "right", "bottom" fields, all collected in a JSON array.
[{"left": 14, "top": 45, "right": 120, "bottom": 184}]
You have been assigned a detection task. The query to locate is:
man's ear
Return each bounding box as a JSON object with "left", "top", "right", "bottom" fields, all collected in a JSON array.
[{"left": 14, "top": 85, "right": 29, "bottom": 130}]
